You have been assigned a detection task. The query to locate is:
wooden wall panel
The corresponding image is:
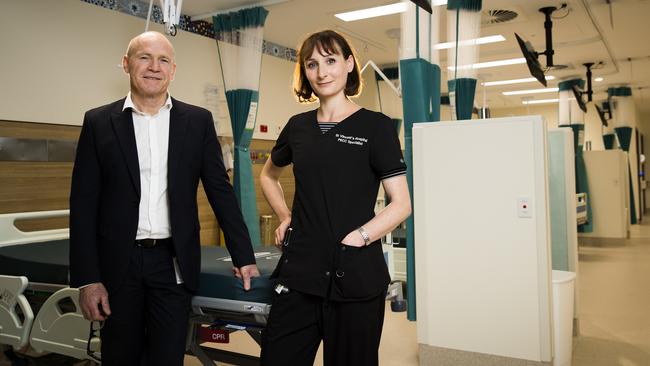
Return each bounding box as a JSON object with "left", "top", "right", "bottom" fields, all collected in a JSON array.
[
  {"left": 0, "top": 120, "right": 80, "bottom": 140},
  {"left": 0, "top": 121, "right": 296, "bottom": 246}
]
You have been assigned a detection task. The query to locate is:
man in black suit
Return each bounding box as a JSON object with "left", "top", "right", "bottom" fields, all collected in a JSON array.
[{"left": 69, "top": 31, "right": 259, "bottom": 366}]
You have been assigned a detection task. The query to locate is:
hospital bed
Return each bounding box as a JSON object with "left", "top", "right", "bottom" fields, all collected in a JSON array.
[{"left": 0, "top": 210, "right": 405, "bottom": 365}]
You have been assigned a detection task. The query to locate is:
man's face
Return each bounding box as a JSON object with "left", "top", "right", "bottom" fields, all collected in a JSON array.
[{"left": 122, "top": 34, "right": 176, "bottom": 100}]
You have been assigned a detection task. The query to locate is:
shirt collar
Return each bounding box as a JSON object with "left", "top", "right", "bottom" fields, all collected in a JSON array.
[{"left": 122, "top": 92, "right": 173, "bottom": 115}]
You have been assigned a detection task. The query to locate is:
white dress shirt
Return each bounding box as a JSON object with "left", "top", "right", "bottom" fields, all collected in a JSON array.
[{"left": 123, "top": 93, "right": 173, "bottom": 240}]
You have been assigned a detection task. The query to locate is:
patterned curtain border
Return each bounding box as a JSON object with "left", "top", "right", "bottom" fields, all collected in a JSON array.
[{"left": 81, "top": 0, "right": 297, "bottom": 62}]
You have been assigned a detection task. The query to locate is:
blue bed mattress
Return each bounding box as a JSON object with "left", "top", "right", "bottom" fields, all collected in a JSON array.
[
  {"left": 197, "top": 246, "right": 280, "bottom": 304},
  {"left": 0, "top": 240, "right": 280, "bottom": 304}
]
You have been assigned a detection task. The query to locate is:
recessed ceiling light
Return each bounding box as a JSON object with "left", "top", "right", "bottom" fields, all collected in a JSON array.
[
  {"left": 594, "top": 77, "right": 604, "bottom": 82},
  {"left": 522, "top": 98, "right": 559, "bottom": 105},
  {"left": 482, "top": 75, "right": 555, "bottom": 87},
  {"left": 335, "top": 3, "right": 406, "bottom": 22},
  {"left": 503, "top": 87, "right": 559, "bottom": 96},
  {"left": 447, "top": 57, "right": 526, "bottom": 71},
  {"left": 434, "top": 35, "right": 506, "bottom": 50},
  {"left": 335, "top": 1, "right": 448, "bottom": 22}
]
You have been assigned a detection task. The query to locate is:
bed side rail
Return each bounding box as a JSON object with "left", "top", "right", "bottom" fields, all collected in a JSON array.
[
  {"left": 0, "top": 210, "right": 69, "bottom": 247},
  {"left": 29, "top": 287, "right": 92, "bottom": 361},
  {"left": 0, "top": 275, "right": 34, "bottom": 349}
]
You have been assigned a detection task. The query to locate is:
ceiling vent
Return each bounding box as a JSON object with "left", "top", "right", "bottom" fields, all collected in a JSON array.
[{"left": 482, "top": 9, "right": 518, "bottom": 25}]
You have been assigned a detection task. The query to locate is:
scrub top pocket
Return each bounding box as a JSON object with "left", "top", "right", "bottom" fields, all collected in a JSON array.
[{"left": 334, "top": 243, "right": 387, "bottom": 300}]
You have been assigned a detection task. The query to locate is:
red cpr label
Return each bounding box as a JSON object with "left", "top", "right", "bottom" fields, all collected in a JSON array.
[{"left": 198, "top": 328, "right": 230, "bottom": 343}]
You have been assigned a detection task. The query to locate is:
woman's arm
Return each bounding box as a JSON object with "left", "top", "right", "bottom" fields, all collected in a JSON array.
[
  {"left": 260, "top": 158, "right": 292, "bottom": 245},
  {"left": 341, "top": 175, "right": 412, "bottom": 247}
]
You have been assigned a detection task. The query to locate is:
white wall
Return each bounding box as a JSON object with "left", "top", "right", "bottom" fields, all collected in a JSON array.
[{"left": 0, "top": 0, "right": 312, "bottom": 140}]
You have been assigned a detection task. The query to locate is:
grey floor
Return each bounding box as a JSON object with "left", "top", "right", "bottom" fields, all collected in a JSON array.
[
  {"left": 186, "top": 219, "right": 650, "bottom": 366},
  {"left": 2, "top": 220, "right": 648, "bottom": 366},
  {"left": 571, "top": 220, "right": 650, "bottom": 366}
]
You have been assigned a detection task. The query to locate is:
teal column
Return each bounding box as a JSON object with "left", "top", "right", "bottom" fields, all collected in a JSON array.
[
  {"left": 615, "top": 126, "right": 638, "bottom": 225},
  {"left": 400, "top": 58, "right": 441, "bottom": 320},
  {"left": 448, "top": 78, "right": 476, "bottom": 120},
  {"left": 446, "top": 0, "right": 481, "bottom": 120},
  {"left": 603, "top": 134, "right": 616, "bottom": 150}
]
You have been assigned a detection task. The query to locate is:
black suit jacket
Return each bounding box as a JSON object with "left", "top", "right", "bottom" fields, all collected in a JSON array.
[{"left": 69, "top": 98, "right": 255, "bottom": 293}]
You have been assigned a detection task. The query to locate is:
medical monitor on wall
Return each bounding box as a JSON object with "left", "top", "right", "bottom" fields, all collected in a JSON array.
[
  {"left": 595, "top": 104, "right": 608, "bottom": 127},
  {"left": 571, "top": 85, "right": 588, "bottom": 113}
]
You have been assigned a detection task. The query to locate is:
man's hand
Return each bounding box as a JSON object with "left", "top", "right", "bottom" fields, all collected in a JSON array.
[
  {"left": 79, "top": 283, "right": 111, "bottom": 321},
  {"left": 232, "top": 264, "right": 260, "bottom": 291}
]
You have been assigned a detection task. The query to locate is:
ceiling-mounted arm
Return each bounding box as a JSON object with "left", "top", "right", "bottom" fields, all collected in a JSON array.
[
  {"left": 361, "top": 60, "right": 402, "bottom": 98},
  {"left": 536, "top": 4, "right": 569, "bottom": 68},
  {"left": 537, "top": 7, "right": 557, "bottom": 67},
  {"left": 584, "top": 62, "right": 594, "bottom": 102}
]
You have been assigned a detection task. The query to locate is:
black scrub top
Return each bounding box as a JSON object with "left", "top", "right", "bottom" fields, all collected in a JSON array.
[{"left": 271, "top": 108, "right": 406, "bottom": 301}]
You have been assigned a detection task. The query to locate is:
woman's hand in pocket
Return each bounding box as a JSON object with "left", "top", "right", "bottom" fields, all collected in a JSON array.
[
  {"left": 275, "top": 218, "right": 292, "bottom": 248},
  {"left": 341, "top": 230, "right": 365, "bottom": 247}
]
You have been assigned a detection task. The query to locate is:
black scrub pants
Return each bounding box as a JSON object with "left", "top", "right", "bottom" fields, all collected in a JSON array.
[
  {"left": 100, "top": 242, "right": 192, "bottom": 366},
  {"left": 260, "top": 289, "right": 386, "bottom": 366}
]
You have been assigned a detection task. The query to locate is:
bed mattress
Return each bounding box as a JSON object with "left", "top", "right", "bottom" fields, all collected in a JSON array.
[
  {"left": 197, "top": 246, "right": 280, "bottom": 304},
  {"left": 0, "top": 240, "right": 280, "bottom": 303},
  {"left": 0, "top": 240, "right": 70, "bottom": 285}
]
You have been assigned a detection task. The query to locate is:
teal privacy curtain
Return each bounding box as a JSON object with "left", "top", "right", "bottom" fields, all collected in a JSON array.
[
  {"left": 558, "top": 79, "right": 592, "bottom": 232},
  {"left": 399, "top": 1, "right": 441, "bottom": 320},
  {"left": 213, "top": 7, "right": 269, "bottom": 246},
  {"left": 609, "top": 86, "right": 637, "bottom": 225},
  {"left": 447, "top": 0, "right": 482, "bottom": 120}
]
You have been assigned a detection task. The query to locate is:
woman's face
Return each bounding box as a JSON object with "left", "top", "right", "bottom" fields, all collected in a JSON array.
[{"left": 303, "top": 43, "right": 354, "bottom": 101}]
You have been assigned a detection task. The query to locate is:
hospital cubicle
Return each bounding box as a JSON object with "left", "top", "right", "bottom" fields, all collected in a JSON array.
[
  {"left": 412, "top": 116, "right": 556, "bottom": 365},
  {"left": 579, "top": 150, "right": 631, "bottom": 240}
]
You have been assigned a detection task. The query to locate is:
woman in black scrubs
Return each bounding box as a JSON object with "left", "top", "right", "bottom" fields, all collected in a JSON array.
[{"left": 259, "top": 30, "right": 412, "bottom": 366}]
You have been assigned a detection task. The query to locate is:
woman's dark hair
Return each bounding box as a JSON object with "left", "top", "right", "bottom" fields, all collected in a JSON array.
[{"left": 293, "top": 30, "right": 362, "bottom": 103}]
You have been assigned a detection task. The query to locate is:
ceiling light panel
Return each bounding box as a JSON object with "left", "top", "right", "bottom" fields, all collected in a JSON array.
[
  {"left": 335, "top": 1, "right": 448, "bottom": 22},
  {"left": 434, "top": 35, "right": 506, "bottom": 50},
  {"left": 503, "top": 87, "right": 559, "bottom": 96},
  {"left": 482, "top": 76, "right": 555, "bottom": 87},
  {"left": 335, "top": 3, "right": 407, "bottom": 22},
  {"left": 522, "top": 98, "right": 559, "bottom": 105},
  {"left": 447, "top": 57, "right": 526, "bottom": 71}
]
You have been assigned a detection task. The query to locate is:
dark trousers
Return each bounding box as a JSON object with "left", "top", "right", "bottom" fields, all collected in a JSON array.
[
  {"left": 100, "top": 244, "right": 192, "bottom": 366},
  {"left": 260, "top": 290, "right": 386, "bottom": 366}
]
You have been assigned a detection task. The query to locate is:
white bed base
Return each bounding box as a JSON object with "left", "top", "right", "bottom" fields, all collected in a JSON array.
[
  {"left": 0, "top": 210, "right": 94, "bottom": 361},
  {"left": 0, "top": 276, "right": 33, "bottom": 349}
]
